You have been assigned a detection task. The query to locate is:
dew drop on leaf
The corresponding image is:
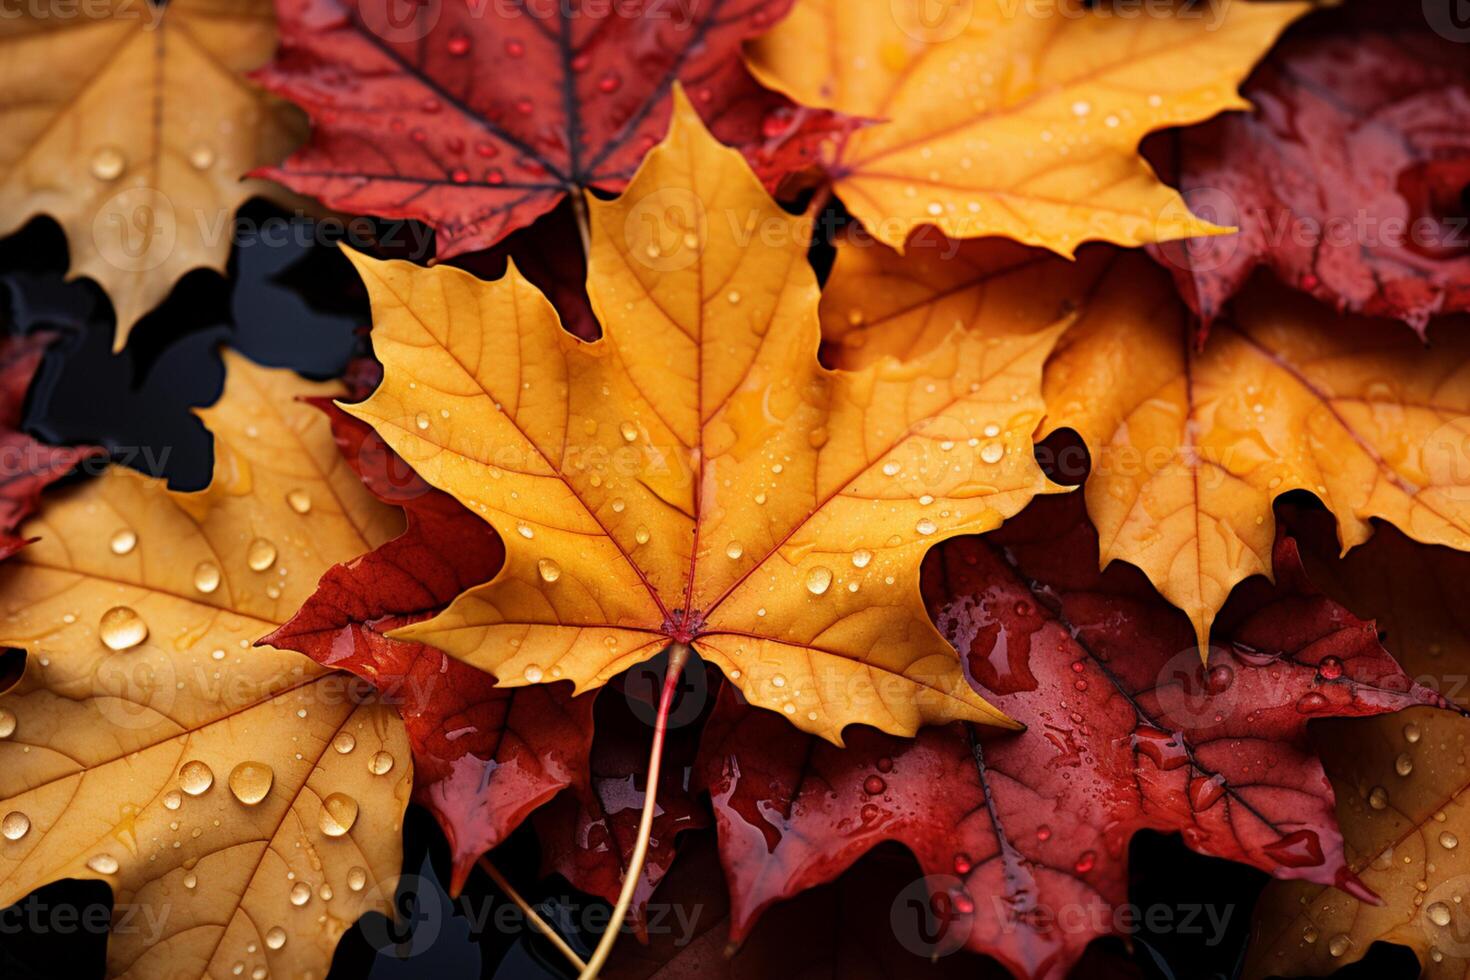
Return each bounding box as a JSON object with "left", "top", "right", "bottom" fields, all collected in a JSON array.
[
  {"left": 319, "top": 793, "right": 359, "bottom": 837},
  {"left": 228, "top": 761, "right": 274, "bottom": 805},
  {"left": 109, "top": 528, "right": 137, "bottom": 555},
  {"left": 99, "top": 606, "right": 148, "bottom": 651},
  {"left": 193, "top": 561, "right": 221, "bottom": 594},
  {"left": 86, "top": 854, "right": 119, "bottom": 875},
  {"left": 369, "top": 751, "right": 395, "bottom": 776},
  {"left": 806, "top": 566, "right": 833, "bottom": 595},
  {"left": 246, "top": 538, "right": 278, "bottom": 572},
  {"left": 179, "top": 760, "right": 215, "bottom": 796},
  {"left": 1, "top": 811, "right": 29, "bottom": 841}
]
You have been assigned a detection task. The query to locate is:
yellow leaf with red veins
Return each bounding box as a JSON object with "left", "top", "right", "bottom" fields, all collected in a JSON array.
[
  {"left": 746, "top": 0, "right": 1306, "bottom": 255},
  {"left": 0, "top": 0, "right": 305, "bottom": 349},
  {"left": 822, "top": 238, "right": 1470, "bottom": 653},
  {"left": 0, "top": 353, "right": 409, "bottom": 979},
  {"left": 343, "top": 90, "right": 1065, "bottom": 744}
]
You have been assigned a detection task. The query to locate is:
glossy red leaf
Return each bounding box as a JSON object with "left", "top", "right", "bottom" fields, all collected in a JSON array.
[
  {"left": 535, "top": 673, "right": 707, "bottom": 935},
  {"left": 1152, "top": 24, "right": 1470, "bottom": 336},
  {"left": 255, "top": 0, "right": 855, "bottom": 259},
  {"left": 261, "top": 399, "right": 594, "bottom": 893},
  {"left": 695, "top": 492, "right": 1448, "bottom": 980},
  {"left": 0, "top": 332, "right": 104, "bottom": 551}
]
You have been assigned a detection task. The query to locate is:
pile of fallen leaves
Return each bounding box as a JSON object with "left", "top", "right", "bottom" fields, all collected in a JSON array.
[{"left": 2, "top": 0, "right": 1469, "bottom": 977}]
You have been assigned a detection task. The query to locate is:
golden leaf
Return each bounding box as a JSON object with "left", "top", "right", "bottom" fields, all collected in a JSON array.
[
  {"left": 823, "top": 240, "right": 1470, "bottom": 653},
  {"left": 746, "top": 0, "right": 1305, "bottom": 255},
  {"left": 0, "top": 353, "right": 409, "bottom": 978},
  {"left": 344, "top": 90, "right": 1065, "bottom": 743},
  {"left": 1245, "top": 708, "right": 1470, "bottom": 979},
  {"left": 0, "top": 0, "right": 305, "bottom": 349},
  {"left": 1245, "top": 521, "right": 1470, "bottom": 977}
]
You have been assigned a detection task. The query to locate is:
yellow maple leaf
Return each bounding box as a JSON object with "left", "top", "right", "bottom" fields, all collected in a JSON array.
[
  {"left": 822, "top": 240, "right": 1470, "bottom": 653},
  {"left": 746, "top": 0, "right": 1306, "bottom": 255},
  {"left": 0, "top": 0, "right": 305, "bottom": 350},
  {"left": 0, "top": 353, "right": 409, "bottom": 979},
  {"left": 1245, "top": 708, "right": 1470, "bottom": 979},
  {"left": 343, "top": 90, "right": 1065, "bottom": 743}
]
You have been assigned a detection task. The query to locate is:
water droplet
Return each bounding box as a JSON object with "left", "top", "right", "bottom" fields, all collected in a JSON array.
[
  {"left": 1396, "top": 753, "right": 1414, "bottom": 777},
  {"left": 1441, "top": 831, "right": 1459, "bottom": 850},
  {"left": 265, "top": 926, "right": 287, "bottom": 950},
  {"left": 228, "top": 761, "right": 274, "bottom": 805},
  {"left": 247, "top": 538, "right": 277, "bottom": 572},
  {"left": 806, "top": 566, "right": 833, "bottom": 595},
  {"left": 447, "top": 32, "right": 470, "bottom": 55},
  {"left": 90, "top": 146, "right": 126, "bottom": 181},
  {"left": 915, "top": 519, "right": 937, "bottom": 536},
  {"left": 1429, "top": 902, "right": 1453, "bottom": 927},
  {"left": 1318, "top": 655, "right": 1343, "bottom": 680},
  {"left": 163, "top": 790, "right": 183, "bottom": 811},
  {"left": 619, "top": 421, "right": 638, "bottom": 442},
  {"left": 517, "top": 523, "right": 535, "bottom": 539},
  {"left": 726, "top": 290, "right": 741, "bottom": 304},
  {"left": 179, "top": 760, "right": 215, "bottom": 796},
  {"left": 1302, "top": 925, "right": 1318, "bottom": 943},
  {"left": 333, "top": 732, "right": 356, "bottom": 755},
  {"left": 109, "top": 528, "right": 137, "bottom": 555},
  {"left": 194, "top": 561, "right": 221, "bottom": 594},
  {"left": 414, "top": 412, "right": 430, "bottom": 430},
  {"left": 369, "top": 751, "right": 395, "bottom": 776},
  {"left": 725, "top": 541, "right": 743, "bottom": 560},
  {"left": 881, "top": 461, "right": 901, "bottom": 476},
  {"left": 0, "top": 708, "right": 13, "bottom": 739},
  {"left": 851, "top": 549, "right": 872, "bottom": 569},
  {"left": 87, "top": 854, "right": 119, "bottom": 875},
  {"left": 286, "top": 489, "right": 312, "bottom": 514},
  {"left": 980, "top": 442, "right": 1004, "bottom": 464},
  {"left": 863, "top": 775, "right": 886, "bottom": 795},
  {"left": 1071, "top": 100, "right": 1091, "bottom": 117},
  {"left": 771, "top": 674, "right": 786, "bottom": 688},
  {"left": 182, "top": 871, "right": 198, "bottom": 890},
  {"left": 1327, "top": 934, "right": 1350, "bottom": 957},
  {"left": 2, "top": 811, "right": 30, "bottom": 841},
  {"left": 188, "top": 144, "right": 215, "bottom": 170},
  {"left": 1074, "top": 851, "right": 1096, "bottom": 874},
  {"left": 1367, "top": 786, "right": 1389, "bottom": 810},
  {"left": 953, "top": 852, "right": 972, "bottom": 875},
  {"left": 347, "top": 867, "right": 367, "bottom": 891},
  {"left": 597, "top": 70, "right": 622, "bottom": 93},
  {"left": 1405, "top": 723, "right": 1422, "bottom": 743},
  {"left": 100, "top": 606, "right": 148, "bottom": 651},
  {"left": 634, "top": 526, "right": 650, "bottom": 545},
  {"left": 290, "top": 881, "right": 312, "bottom": 907},
  {"left": 319, "top": 793, "right": 359, "bottom": 837},
  {"left": 537, "top": 558, "right": 562, "bottom": 583}
]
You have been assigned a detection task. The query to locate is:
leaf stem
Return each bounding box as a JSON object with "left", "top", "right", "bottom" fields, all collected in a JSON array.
[
  {"left": 577, "top": 642, "right": 691, "bottom": 979},
  {"left": 477, "top": 856, "right": 588, "bottom": 973},
  {"left": 571, "top": 191, "right": 592, "bottom": 260}
]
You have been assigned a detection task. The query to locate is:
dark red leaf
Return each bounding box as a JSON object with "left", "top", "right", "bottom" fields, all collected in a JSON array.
[
  {"left": 261, "top": 400, "right": 594, "bottom": 892},
  {"left": 452, "top": 200, "right": 597, "bottom": 341},
  {"left": 255, "top": 0, "right": 857, "bottom": 259},
  {"left": 695, "top": 492, "right": 1449, "bottom": 980},
  {"left": 535, "top": 674, "right": 707, "bottom": 935},
  {"left": 1152, "top": 25, "right": 1470, "bottom": 336},
  {"left": 0, "top": 332, "right": 104, "bottom": 545}
]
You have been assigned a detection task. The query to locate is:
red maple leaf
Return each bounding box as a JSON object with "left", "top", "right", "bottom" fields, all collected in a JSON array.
[
  {"left": 254, "top": 0, "right": 855, "bottom": 259},
  {"left": 260, "top": 398, "right": 595, "bottom": 893},
  {"left": 0, "top": 332, "right": 104, "bottom": 554},
  {"left": 694, "top": 492, "right": 1449, "bottom": 980},
  {"left": 1151, "top": 22, "right": 1470, "bottom": 336}
]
